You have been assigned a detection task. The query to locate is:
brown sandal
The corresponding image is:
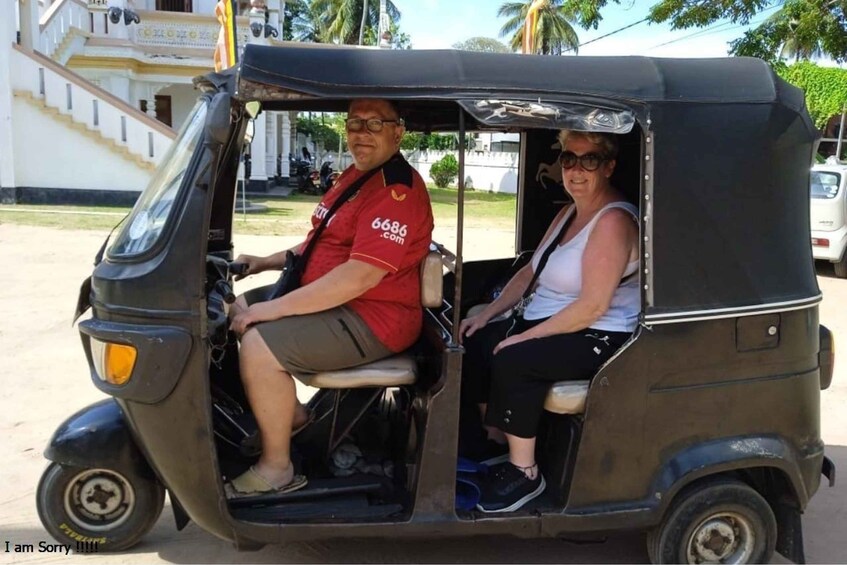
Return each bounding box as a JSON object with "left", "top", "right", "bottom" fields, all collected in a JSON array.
[{"left": 224, "top": 466, "right": 308, "bottom": 499}]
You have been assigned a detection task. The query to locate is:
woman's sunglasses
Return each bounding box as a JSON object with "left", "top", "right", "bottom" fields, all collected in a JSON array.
[{"left": 559, "top": 151, "right": 607, "bottom": 172}]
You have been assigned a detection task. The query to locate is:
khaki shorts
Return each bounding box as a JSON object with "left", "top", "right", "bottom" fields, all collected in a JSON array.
[{"left": 243, "top": 285, "right": 393, "bottom": 379}]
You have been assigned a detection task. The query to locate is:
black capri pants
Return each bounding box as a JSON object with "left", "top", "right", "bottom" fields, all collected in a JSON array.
[{"left": 462, "top": 317, "right": 631, "bottom": 439}]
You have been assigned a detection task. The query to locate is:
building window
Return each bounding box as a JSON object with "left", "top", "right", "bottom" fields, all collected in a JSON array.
[{"left": 156, "top": 0, "right": 192, "bottom": 12}]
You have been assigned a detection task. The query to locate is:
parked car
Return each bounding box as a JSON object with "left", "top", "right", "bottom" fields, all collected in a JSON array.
[{"left": 810, "top": 163, "right": 847, "bottom": 277}]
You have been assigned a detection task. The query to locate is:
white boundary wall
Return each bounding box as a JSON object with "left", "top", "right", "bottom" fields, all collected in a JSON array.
[
  {"left": 406, "top": 150, "right": 519, "bottom": 194},
  {"left": 339, "top": 150, "right": 520, "bottom": 193}
]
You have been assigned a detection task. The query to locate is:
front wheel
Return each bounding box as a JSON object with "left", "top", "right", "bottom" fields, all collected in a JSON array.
[
  {"left": 646, "top": 478, "right": 777, "bottom": 564},
  {"left": 36, "top": 463, "right": 165, "bottom": 552}
]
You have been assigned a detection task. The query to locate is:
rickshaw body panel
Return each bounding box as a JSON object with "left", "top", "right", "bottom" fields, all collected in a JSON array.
[{"left": 57, "top": 46, "right": 832, "bottom": 552}]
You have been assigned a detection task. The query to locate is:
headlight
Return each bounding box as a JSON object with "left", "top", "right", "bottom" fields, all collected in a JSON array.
[{"left": 90, "top": 338, "right": 137, "bottom": 386}]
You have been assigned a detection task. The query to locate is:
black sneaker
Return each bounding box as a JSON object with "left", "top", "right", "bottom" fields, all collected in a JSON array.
[{"left": 476, "top": 462, "right": 546, "bottom": 513}]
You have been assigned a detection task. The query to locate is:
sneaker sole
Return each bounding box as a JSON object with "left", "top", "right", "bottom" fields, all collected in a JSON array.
[{"left": 475, "top": 475, "right": 546, "bottom": 514}]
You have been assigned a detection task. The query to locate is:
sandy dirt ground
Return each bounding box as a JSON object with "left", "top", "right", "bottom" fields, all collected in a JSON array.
[{"left": 0, "top": 223, "right": 845, "bottom": 564}]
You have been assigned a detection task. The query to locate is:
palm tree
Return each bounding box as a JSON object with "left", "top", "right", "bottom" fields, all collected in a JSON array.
[
  {"left": 310, "top": 0, "right": 400, "bottom": 45},
  {"left": 498, "top": 0, "right": 579, "bottom": 55}
]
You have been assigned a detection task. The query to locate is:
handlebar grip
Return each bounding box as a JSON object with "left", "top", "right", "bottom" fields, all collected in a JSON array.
[
  {"left": 229, "top": 262, "right": 249, "bottom": 276},
  {"left": 214, "top": 280, "right": 236, "bottom": 304}
]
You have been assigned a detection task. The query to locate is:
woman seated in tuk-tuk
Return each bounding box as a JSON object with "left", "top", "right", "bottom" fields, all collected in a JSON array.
[{"left": 460, "top": 129, "right": 640, "bottom": 513}]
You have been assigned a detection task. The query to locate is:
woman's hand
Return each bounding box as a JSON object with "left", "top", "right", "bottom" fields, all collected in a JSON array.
[
  {"left": 493, "top": 331, "right": 534, "bottom": 355},
  {"left": 229, "top": 302, "right": 277, "bottom": 336},
  {"left": 232, "top": 254, "right": 266, "bottom": 281},
  {"left": 458, "top": 312, "right": 491, "bottom": 344}
]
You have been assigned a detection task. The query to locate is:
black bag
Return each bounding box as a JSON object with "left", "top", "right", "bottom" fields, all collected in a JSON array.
[
  {"left": 265, "top": 165, "right": 383, "bottom": 301},
  {"left": 266, "top": 250, "right": 304, "bottom": 300}
]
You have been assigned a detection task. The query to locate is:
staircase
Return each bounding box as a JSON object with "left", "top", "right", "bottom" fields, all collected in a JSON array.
[
  {"left": 11, "top": 44, "right": 176, "bottom": 174},
  {"left": 38, "top": 0, "right": 89, "bottom": 65}
]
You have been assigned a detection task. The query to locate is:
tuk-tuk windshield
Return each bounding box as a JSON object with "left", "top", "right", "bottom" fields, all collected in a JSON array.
[
  {"left": 811, "top": 170, "right": 841, "bottom": 199},
  {"left": 108, "top": 100, "right": 208, "bottom": 258}
]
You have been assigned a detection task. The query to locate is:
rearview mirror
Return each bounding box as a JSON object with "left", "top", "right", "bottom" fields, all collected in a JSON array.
[{"left": 245, "top": 101, "right": 261, "bottom": 119}]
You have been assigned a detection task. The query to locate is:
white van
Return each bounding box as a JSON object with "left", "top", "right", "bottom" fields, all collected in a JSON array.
[{"left": 811, "top": 163, "right": 847, "bottom": 277}]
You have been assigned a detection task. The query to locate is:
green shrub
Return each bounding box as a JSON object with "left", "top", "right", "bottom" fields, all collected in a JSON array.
[{"left": 429, "top": 154, "right": 459, "bottom": 188}]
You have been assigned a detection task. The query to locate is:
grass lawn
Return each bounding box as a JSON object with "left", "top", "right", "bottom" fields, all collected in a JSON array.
[{"left": 0, "top": 186, "right": 516, "bottom": 236}]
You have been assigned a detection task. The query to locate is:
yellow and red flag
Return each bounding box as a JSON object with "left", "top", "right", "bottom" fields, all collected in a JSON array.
[
  {"left": 522, "top": 0, "right": 546, "bottom": 55},
  {"left": 214, "top": 0, "right": 238, "bottom": 72}
]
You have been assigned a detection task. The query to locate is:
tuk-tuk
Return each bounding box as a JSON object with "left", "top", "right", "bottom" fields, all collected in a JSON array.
[{"left": 36, "top": 45, "right": 836, "bottom": 564}]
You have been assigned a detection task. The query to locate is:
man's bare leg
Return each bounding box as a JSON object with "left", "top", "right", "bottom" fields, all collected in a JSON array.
[{"left": 239, "top": 328, "right": 297, "bottom": 486}]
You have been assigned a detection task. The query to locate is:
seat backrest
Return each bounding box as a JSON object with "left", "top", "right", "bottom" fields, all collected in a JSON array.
[{"left": 420, "top": 250, "right": 443, "bottom": 308}]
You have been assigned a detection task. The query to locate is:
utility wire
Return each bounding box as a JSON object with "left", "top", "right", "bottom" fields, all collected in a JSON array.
[
  {"left": 562, "top": 17, "right": 648, "bottom": 53},
  {"left": 648, "top": 2, "right": 784, "bottom": 50}
]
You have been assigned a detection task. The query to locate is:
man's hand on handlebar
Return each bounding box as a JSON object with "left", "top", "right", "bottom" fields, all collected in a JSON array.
[{"left": 232, "top": 254, "right": 266, "bottom": 281}]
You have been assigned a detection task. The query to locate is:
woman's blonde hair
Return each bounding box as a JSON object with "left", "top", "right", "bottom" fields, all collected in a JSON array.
[{"left": 558, "top": 130, "right": 619, "bottom": 159}]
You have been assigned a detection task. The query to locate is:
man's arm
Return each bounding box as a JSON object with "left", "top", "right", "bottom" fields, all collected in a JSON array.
[{"left": 230, "top": 259, "right": 387, "bottom": 334}]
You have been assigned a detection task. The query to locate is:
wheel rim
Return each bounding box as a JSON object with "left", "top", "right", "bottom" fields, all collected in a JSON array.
[
  {"left": 686, "top": 511, "right": 755, "bottom": 564},
  {"left": 63, "top": 468, "right": 136, "bottom": 532}
]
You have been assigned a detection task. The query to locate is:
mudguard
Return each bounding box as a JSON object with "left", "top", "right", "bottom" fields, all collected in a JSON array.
[
  {"left": 43, "top": 399, "right": 157, "bottom": 481},
  {"left": 652, "top": 435, "right": 820, "bottom": 509}
]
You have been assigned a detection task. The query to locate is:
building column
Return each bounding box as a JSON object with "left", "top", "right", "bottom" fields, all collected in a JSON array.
[
  {"left": 266, "top": 110, "right": 277, "bottom": 180},
  {"left": 105, "top": 0, "right": 130, "bottom": 41},
  {"left": 246, "top": 1, "right": 269, "bottom": 191},
  {"left": 1, "top": 3, "right": 18, "bottom": 200},
  {"left": 280, "top": 111, "right": 291, "bottom": 181},
  {"left": 267, "top": 0, "right": 280, "bottom": 34},
  {"left": 89, "top": 3, "right": 107, "bottom": 36},
  {"left": 19, "top": 0, "right": 39, "bottom": 51}
]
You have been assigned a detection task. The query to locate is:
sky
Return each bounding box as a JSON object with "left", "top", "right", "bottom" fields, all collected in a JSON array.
[{"left": 391, "top": 0, "right": 783, "bottom": 58}]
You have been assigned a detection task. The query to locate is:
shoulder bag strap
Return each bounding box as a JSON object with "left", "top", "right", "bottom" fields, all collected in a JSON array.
[
  {"left": 520, "top": 208, "right": 575, "bottom": 303},
  {"left": 297, "top": 165, "right": 382, "bottom": 266}
]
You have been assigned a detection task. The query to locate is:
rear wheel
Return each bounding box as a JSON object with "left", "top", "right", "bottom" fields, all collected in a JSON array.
[
  {"left": 647, "top": 478, "right": 777, "bottom": 564},
  {"left": 36, "top": 463, "right": 165, "bottom": 552}
]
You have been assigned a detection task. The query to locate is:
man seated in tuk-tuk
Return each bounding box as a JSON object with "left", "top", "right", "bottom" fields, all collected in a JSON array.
[
  {"left": 226, "top": 99, "right": 434, "bottom": 497},
  {"left": 460, "top": 130, "right": 639, "bottom": 513}
]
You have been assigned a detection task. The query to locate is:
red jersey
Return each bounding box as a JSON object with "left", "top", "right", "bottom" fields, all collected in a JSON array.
[{"left": 300, "top": 154, "right": 434, "bottom": 352}]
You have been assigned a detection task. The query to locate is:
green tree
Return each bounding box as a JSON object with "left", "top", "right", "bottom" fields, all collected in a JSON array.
[
  {"left": 776, "top": 62, "right": 847, "bottom": 128},
  {"left": 429, "top": 154, "right": 460, "bottom": 188},
  {"left": 310, "top": 0, "right": 401, "bottom": 44},
  {"left": 554, "top": 1, "right": 846, "bottom": 62},
  {"left": 363, "top": 19, "right": 413, "bottom": 49},
  {"left": 498, "top": 0, "right": 580, "bottom": 55},
  {"left": 730, "top": 0, "right": 847, "bottom": 63},
  {"left": 453, "top": 36, "right": 512, "bottom": 53},
  {"left": 297, "top": 115, "right": 341, "bottom": 152}
]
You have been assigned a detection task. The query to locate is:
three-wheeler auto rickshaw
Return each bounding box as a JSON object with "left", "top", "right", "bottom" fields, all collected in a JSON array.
[{"left": 36, "top": 45, "right": 836, "bottom": 563}]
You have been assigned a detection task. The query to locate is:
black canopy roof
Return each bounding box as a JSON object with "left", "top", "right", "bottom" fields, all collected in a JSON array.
[
  {"left": 231, "top": 44, "right": 820, "bottom": 322},
  {"left": 237, "top": 44, "right": 805, "bottom": 111}
]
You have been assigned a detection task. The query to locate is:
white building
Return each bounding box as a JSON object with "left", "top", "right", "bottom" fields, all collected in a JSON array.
[{"left": 1, "top": 0, "right": 295, "bottom": 203}]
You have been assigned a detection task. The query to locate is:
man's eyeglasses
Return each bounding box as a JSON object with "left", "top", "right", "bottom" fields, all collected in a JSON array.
[
  {"left": 345, "top": 118, "right": 405, "bottom": 133},
  {"left": 559, "top": 151, "right": 607, "bottom": 172}
]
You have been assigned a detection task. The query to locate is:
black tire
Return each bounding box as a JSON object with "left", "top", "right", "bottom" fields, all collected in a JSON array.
[
  {"left": 834, "top": 256, "right": 847, "bottom": 278},
  {"left": 36, "top": 463, "right": 165, "bottom": 552},
  {"left": 647, "top": 478, "right": 777, "bottom": 564}
]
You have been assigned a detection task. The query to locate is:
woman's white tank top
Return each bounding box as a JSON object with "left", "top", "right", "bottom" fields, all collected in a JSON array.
[{"left": 523, "top": 202, "right": 640, "bottom": 332}]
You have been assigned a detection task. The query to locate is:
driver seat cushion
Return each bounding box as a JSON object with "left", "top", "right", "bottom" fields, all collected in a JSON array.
[
  {"left": 298, "top": 249, "right": 443, "bottom": 389},
  {"left": 294, "top": 354, "right": 417, "bottom": 389}
]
